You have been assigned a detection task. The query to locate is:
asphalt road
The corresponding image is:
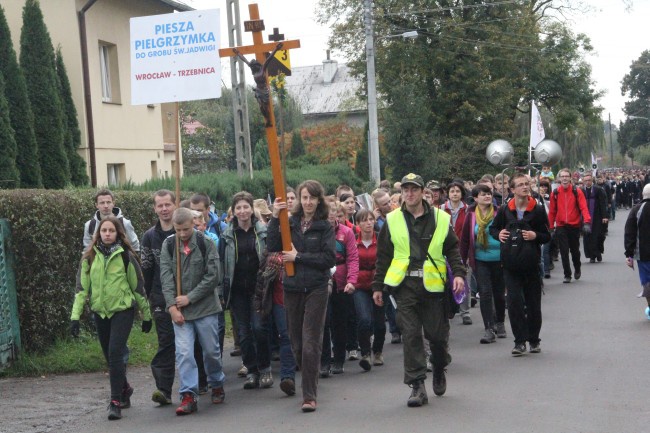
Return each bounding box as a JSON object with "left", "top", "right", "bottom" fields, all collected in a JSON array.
[{"left": 2, "top": 209, "right": 649, "bottom": 433}]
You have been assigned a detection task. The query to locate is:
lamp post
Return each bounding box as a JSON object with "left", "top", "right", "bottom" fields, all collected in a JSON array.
[{"left": 364, "top": 0, "right": 419, "bottom": 185}]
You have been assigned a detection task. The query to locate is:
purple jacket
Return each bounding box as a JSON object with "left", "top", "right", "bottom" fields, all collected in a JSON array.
[
  {"left": 460, "top": 204, "right": 497, "bottom": 273},
  {"left": 332, "top": 223, "right": 359, "bottom": 291}
]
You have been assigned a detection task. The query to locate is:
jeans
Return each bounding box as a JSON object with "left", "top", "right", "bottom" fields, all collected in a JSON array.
[
  {"left": 173, "top": 313, "right": 225, "bottom": 397},
  {"left": 541, "top": 242, "right": 551, "bottom": 275},
  {"left": 256, "top": 304, "right": 296, "bottom": 380},
  {"left": 94, "top": 308, "right": 134, "bottom": 401},
  {"left": 555, "top": 226, "right": 581, "bottom": 278},
  {"left": 475, "top": 261, "right": 506, "bottom": 330},
  {"left": 151, "top": 308, "right": 176, "bottom": 398},
  {"left": 353, "top": 289, "right": 386, "bottom": 356},
  {"left": 285, "top": 286, "right": 329, "bottom": 402},
  {"left": 503, "top": 269, "right": 542, "bottom": 345},
  {"left": 230, "top": 290, "right": 271, "bottom": 374}
]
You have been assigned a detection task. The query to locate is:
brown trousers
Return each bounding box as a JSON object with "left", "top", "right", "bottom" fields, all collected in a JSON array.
[{"left": 284, "top": 286, "right": 329, "bottom": 402}]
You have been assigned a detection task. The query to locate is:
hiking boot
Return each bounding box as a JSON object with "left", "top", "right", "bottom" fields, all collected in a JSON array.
[
  {"left": 151, "top": 389, "right": 172, "bottom": 406},
  {"left": 495, "top": 322, "right": 507, "bottom": 338},
  {"left": 108, "top": 400, "right": 122, "bottom": 420},
  {"left": 589, "top": 258, "right": 596, "bottom": 263},
  {"left": 237, "top": 364, "right": 248, "bottom": 377},
  {"left": 597, "top": 254, "right": 602, "bottom": 262},
  {"left": 544, "top": 273, "right": 551, "bottom": 279},
  {"left": 348, "top": 350, "right": 359, "bottom": 361},
  {"left": 359, "top": 355, "right": 372, "bottom": 371},
  {"left": 260, "top": 371, "right": 274, "bottom": 388},
  {"left": 243, "top": 373, "right": 260, "bottom": 389},
  {"left": 280, "top": 378, "right": 296, "bottom": 396},
  {"left": 120, "top": 383, "right": 133, "bottom": 408},
  {"left": 319, "top": 364, "right": 331, "bottom": 378},
  {"left": 432, "top": 367, "right": 447, "bottom": 396},
  {"left": 574, "top": 270, "right": 581, "bottom": 280},
  {"left": 470, "top": 295, "right": 477, "bottom": 307},
  {"left": 462, "top": 316, "right": 473, "bottom": 325},
  {"left": 390, "top": 332, "right": 402, "bottom": 344},
  {"left": 230, "top": 347, "right": 241, "bottom": 357},
  {"left": 529, "top": 342, "right": 541, "bottom": 353},
  {"left": 211, "top": 386, "right": 225, "bottom": 404},
  {"left": 512, "top": 343, "right": 526, "bottom": 357},
  {"left": 373, "top": 352, "right": 384, "bottom": 366},
  {"left": 331, "top": 362, "right": 344, "bottom": 374},
  {"left": 175, "top": 392, "right": 197, "bottom": 415},
  {"left": 480, "top": 329, "right": 496, "bottom": 344},
  {"left": 563, "top": 276, "right": 571, "bottom": 284},
  {"left": 407, "top": 381, "right": 428, "bottom": 407}
]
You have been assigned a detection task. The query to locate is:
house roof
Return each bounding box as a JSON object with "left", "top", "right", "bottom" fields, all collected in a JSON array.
[
  {"left": 284, "top": 62, "right": 366, "bottom": 116},
  {"left": 157, "top": 0, "right": 194, "bottom": 11}
]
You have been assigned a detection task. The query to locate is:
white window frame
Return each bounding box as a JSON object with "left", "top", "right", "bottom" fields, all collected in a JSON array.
[{"left": 99, "top": 45, "right": 112, "bottom": 102}]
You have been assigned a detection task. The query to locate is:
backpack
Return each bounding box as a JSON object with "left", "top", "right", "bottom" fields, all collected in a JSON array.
[
  {"left": 552, "top": 185, "right": 579, "bottom": 206},
  {"left": 166, "top": 231, "right": 207, "bottom": 261},
  {"left": 500, "top": 209, "right": 539, "bottom": 273}
]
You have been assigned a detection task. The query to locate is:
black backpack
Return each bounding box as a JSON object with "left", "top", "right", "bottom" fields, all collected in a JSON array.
[{"left": 500, "top": 210, "right": 539, "bottom": 273}]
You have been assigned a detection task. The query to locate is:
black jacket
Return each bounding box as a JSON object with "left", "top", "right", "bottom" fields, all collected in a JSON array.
[
  {"left": 267, "top": 216, "right": 335, "bottom": 292},
  {"left": 624, "top": 198, "right": 650, "bottom": 261},
  {"left": 140, "top": 221, "right": 175, "bottom": 308}
]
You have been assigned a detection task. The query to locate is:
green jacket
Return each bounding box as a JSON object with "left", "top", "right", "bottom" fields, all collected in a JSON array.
[
  {"left": 219, "top": 219, "right": 267, "bottom": 306},
  {"left": 71, "top": 247, "right": 151, "bottom": 321},
  {"left": 160, "top": 230, "right": 222, "bottom": 321}
]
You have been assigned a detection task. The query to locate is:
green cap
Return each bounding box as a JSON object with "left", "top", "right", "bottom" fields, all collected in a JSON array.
[{"left": 400, "top": 173, "right": 424, "bottom": 188}]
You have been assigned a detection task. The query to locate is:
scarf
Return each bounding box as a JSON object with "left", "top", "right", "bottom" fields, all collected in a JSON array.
[
  {"left": 96, "top": 239, "right": 122, "bottom": 259},
  {"left": 475, "top": 205, "right": 494, "bottom": 250}
]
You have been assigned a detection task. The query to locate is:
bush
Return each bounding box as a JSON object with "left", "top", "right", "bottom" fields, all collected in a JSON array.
[{"left": 0, "top": 189, "right": 158, "bottom": 353}]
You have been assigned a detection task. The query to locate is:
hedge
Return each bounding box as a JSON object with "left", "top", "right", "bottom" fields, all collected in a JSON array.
[{"left": 0, "top": 189, "right": 159, "bottom": 353}]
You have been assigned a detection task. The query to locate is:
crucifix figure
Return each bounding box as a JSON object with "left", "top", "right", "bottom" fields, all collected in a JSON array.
[{"left": 233, "top": 42, "right": 283, "bottom": 127}]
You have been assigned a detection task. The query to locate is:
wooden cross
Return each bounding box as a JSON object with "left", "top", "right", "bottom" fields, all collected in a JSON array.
[{"left": 219, "top": 3, "right": 300, "bottom": 276}]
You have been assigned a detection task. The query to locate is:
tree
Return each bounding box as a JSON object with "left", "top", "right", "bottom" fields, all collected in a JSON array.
[
  {"left": 0, "top": 73, "right": 20, "bottom": 188},
  {"left": 289, "top": 130, "right": 305, "bottom": 158},
  {"left": 619, "top": 50, "right": 650, "bottom": 158},
  {"left": 55, "top": 48, "right": 87, "bottom": 186},
  {"left": 19, "top": 0, "right": 69, "bottom": 189},
  {"left": 0, "top": 4, "right": 41, "bottom": 187},
  {"left": 252, "top": 137, "right": 270, "bottom": 170}
]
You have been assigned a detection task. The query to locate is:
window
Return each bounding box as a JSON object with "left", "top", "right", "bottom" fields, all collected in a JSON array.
[
  {"left": 107, "top": 164, "right": 125, "bottom": 186},
  {"left": 99, "top": 42, "right": 121, "bottom": 103},
  {"left": 151, "top": 161, "right": 158, "bottom": 179}
]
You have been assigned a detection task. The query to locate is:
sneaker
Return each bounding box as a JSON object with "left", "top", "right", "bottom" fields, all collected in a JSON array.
[
  {"left": 175, "top": 393, "right": 197, "bottom": 416},
  {"left": 280, "top": 378, "right": 296, "bottom": 396},
  {"left": 198, "top": 384, "right": 208, "bottom": 395},
  {"left": 480, "top": 329, "right": 496, "bottom": 344},
  {"left": 359, "top": 355, "right": 372, "bottom": 371},
  {"left": 432, "top": 366, "right": 447, "bottom": 396},
  {"left": 390, "top": 332, "right": 402, "bottom": 344},
  {"left": 211, "top": 386, "right": 225, "bottom": 404},
  {"left": 544, "top": 273, "right": 551, "bottom": 279},
  {"left": 331, "top": 362, "right": 344, "bottom": 374},
  {"left": 511, "top": 343, "right": 526, "bottom": 357},
  {"left": 120, "top": 383, "right": 133, "bottom": 408},
  {"left": 348, "top": 350, "right": 359, "bottom": 361},
  {"left": 260, "top": 371, "right": 274, "bottom": 388},
  {"left": 529, "top": 342, "right": 541, "bottom": 354},
  {"left": 645, "top": 307, "right": 650, "bottom": 320},
  {"left": 301, "top": 400, "right": 317, "bottom": 412},
  {"left": 151, "top": 389, "right": 172, "bottom": 406},
  {"left": 407, "top": 381, "right": 428, "bottom": 407},
  {"left": 574, "top": 270, "right": 581, "bottom": 280},
  {"left": 230, "top": 347, "right": 241, "bottom": 357},
  {"left": 108, "top": 400, "right": 122, "bottom": 420},
  {"left": 462, "top": 316, "right": 472, "bottom": 325},
  {"left": 373, "top": 352, "right": 384, "bottom": 366},
  {"left": 319, "top": 364, "right": 331, "bottom": 378},
  {"left": 243, "top": 373, "right": 260, "bottom": 389},
  {"left": 563, "top": 276, "right": 571, "bottom": 284},
  {"left": 426, "top": 358, "right": 432, "bottom": 372},
  {"left": 495, "top": 322, "right": 507, "bottom": 338},
  {"left": 237, "top": 364, "right": 248, "bottom": 377}
]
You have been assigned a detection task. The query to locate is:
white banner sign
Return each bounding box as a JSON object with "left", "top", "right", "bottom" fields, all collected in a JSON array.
[
  {"left": 530, "top": 100, "right": 545, "bottom": 149},
  {"left": 130, "top": 9, "right": 221, "bottom": 105}
]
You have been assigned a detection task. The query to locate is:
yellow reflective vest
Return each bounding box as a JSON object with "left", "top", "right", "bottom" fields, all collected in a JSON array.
[{"left": 384, "top": 207, "right": 450, "bottom": 292}]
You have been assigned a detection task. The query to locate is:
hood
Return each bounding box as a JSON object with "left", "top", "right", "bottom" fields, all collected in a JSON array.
[{"left": 94, "top": 206, "right": 123, "bottom": 221}]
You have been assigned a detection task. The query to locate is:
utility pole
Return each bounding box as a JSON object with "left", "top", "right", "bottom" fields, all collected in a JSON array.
[
  {"left": 226, "top": 0, "right": 253, "bottom": 178},
  {"left": 364, "top": 0, "right": 380, "bottom": 186},
  {"left": 608, "top": 113, "right": 614, "bottom": 164}
]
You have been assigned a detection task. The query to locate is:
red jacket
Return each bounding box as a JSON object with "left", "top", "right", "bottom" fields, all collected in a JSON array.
[
  {"left": 548, "top": 185, "right": 592, "bottom": 228},
  {"left": 355, "top": 233, "right": 377, "bottom": 291},
  {"left": 440, "top": 201, "right": 468, "bottom": 240},
  {"left": 332, "top": 223, "right": 359, "bottom": 291}
]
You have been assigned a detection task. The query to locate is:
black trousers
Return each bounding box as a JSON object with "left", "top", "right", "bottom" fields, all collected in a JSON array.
[
  {"left": 321, "top": 289, "right": 355, "bottom": 365},
  {"left": 555, "top": 226, "right": 581, "bottom": 278},
  {"left": 95, "top": 308, "right": 134, "bottom": 401},
  {"left": 503, "top": 270, "right": 542, "bottom": 345}
]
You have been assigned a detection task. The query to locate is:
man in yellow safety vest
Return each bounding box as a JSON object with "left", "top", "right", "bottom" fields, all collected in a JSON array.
[{"left": 372, "top": 173, "right": 466, "bottom": 408}]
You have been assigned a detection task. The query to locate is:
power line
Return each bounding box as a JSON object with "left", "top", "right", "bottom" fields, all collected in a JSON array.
[{"left": 380, "top": 0, "right": 524, "bottom": 17}]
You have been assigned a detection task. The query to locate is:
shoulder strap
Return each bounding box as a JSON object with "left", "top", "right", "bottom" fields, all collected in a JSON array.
[
  {"left": 166, "top": 232, "right": 207, "bottom": 260},
  {"left": 637, "top": 202, "right": 646, "bottom": 225},
  {"left": 88, "top": 219, "right": 96, "bottom": 236},
  {"left": 122, "top": 249, "right": 130, "bottom": 273}
]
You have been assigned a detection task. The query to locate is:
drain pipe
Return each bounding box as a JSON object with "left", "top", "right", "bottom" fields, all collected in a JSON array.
[{"left": 78, "top": 0, "right": 100, "bottom": 186}]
